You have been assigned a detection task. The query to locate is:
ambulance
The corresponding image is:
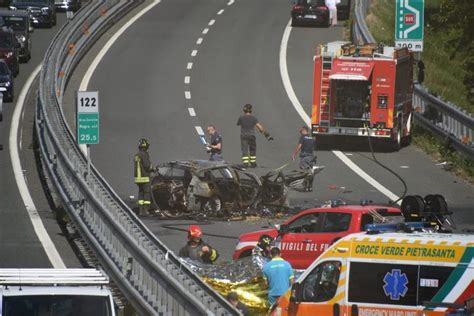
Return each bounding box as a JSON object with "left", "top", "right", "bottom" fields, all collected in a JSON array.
[{"left": 271, "top": 230, "right": 474, "bottom": 316}]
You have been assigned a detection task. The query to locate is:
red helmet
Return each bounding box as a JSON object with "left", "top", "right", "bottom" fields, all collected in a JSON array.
[{"left": 188, "top": 225, "right": 202, "bottom": 239}]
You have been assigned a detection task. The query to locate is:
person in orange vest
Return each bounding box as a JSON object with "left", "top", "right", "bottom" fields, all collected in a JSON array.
[
  {"left": 179, "top": 225, "right": 219, "bottom": 264},
  {"left": 134, "top": 138, "right": 155, "bottom": 216}
]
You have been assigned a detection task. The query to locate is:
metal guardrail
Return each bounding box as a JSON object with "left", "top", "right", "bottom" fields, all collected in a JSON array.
[
  {"left": 353, "top": 0, "right": 474, "bottom": 159},
  {"left": 35, "top": 1, "right": 240, "bottom": 315}
]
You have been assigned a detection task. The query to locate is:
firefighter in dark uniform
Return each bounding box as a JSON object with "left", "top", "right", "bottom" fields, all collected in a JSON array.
[
  {"left": 292, "top": 126, "right": 316, "bottom": 192},
  {"left": 179, "top": 225, "right": 219, "bottom": 264},
  {"left": 237, "top": 103, "right": 273, "bottom": 168},
  {"left": 206, "top": 125, "right": 223, "bottom": 161},
  {"left": 134, "top": 138, "right": 155, "bottom": 216}
]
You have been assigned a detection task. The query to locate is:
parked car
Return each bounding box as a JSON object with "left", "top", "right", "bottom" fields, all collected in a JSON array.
[
  {"left": 54, "top": 0, "right": 81, "bottom": 12},
  {"left": 233, "top": 204, "right": 403, "bottom": 269},
  {"left": 10, "top": 0, "right": 56, "bottom": 28},
  {"left": 0, "top": 9, "right": 33, "bottom": 62},
  {"left": 336, "top": 0, "right": 351, "bottom": 20},
  {"left": 0, "top": 59, "right": 13, "bottom": 101},
  {"left": 151, "top": 160, "right": 290, "bottom": 216},
  {"left": 291, "top": 0, "right": 330, "bottom": 27},
  {"left": 0, "top": 28, "right": 19, "bottom": 76}
]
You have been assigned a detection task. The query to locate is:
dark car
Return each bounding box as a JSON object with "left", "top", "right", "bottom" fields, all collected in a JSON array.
[
  {"left": 0, "top": 59, "right": 14, "bottom": 101},
  {"left": 291, "top": 0, "right": 330, "bottom": 27},
  {"left": 0, "top": 28, "right": 19, "bottom": 76},
  {"left": 10, "top": 0, "right": 56, "bottom": 28},
  {"left": 0, "top": 10, "right": 33, "bottom": 62},
  {"left": 336, "top": 0, "right": 351, "bottom": 20},
  {"left": 54, "top": 0, "right": 81, "bottom": 12}
]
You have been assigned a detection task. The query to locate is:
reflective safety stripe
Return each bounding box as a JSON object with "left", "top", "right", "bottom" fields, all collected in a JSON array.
[
  {"left": 209, "top": 249, "right": 218, "bottom": 262},
  {"left": 138, "top": 200, "right": 145, "bottom": 205},
  {"left": 134, "top": 155, "right": 149, "bottom": 183},
  {"left": 242, "top": 156, "right": 249, "bottom": 162},
  {"left": 143, "top": 200, "right": 151, "bottom": 205},
  {"left": 249, "top": 156, "right": 256, "bottom": 163}
]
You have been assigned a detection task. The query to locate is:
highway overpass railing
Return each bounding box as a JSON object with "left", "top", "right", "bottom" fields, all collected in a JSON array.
[
  {"left": 35, "top": 1, "right": 240, "bottom": 315},
  {"left": 353, "top": 0, "right": 474, "bottom": 159}
]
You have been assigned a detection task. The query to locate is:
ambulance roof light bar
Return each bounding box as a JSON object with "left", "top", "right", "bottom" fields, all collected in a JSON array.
[
  {"left": 0, "top": 269, "right": 109, "bottom": 285},
  {"left": 365, "top": 222, "right": 428, "bottom": 234}
]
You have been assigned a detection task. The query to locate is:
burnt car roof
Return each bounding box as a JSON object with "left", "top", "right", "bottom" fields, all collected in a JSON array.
[{"left": 163, "top": 160, "right": 237, "bottom": 172}]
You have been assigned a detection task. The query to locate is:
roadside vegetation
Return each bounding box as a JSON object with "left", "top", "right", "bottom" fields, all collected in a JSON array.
[{"left": 364, "top": 0, "right": 474, "bottom": 182}]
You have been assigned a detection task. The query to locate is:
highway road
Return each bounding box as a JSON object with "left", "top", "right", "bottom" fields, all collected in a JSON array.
[
  {"left": 4, "top": 0, "right": 471, "bottom": 268},
  {"left": 75, "top": 0, "right": 474, "bottom": 261},
  {"left": 0, "top": 14, "right": 81, "bottom": 268}
]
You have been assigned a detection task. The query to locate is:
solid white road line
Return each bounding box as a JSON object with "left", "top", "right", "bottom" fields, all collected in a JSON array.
[
  {"left": 279, "top": 20, "right": 401, "bottom": 205},
  {"left": 9, "top": 64, "right": 67, "bottom": 268},
  {"left": 188, "top": 107, "right": 196, "bottom": 116}
]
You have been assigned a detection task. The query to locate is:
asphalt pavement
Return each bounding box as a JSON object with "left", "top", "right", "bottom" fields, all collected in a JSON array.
[
  {"left": 64, "top": 0, "right": 474, "bottom": 263},
  {"left": 0, "top": 13, "right": 82, "bottom": 268}
]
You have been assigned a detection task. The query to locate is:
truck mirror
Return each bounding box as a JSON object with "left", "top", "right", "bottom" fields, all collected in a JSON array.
[{"left": 279, "top": 224, "right": 289, "bottom": 234}]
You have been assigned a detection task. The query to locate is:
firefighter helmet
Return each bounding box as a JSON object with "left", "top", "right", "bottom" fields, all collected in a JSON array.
[
  {"left": 243, "top": 103, "right": 253, "bottom": 113},
  {"left": 138, "top": 138, "right": 150, "bottom": 150},
  {"left": 188, "top": 225, "right": 203, "bottom": 239},
  {"left": 257, "top": 234, "right": 273, "bottom": 249}
]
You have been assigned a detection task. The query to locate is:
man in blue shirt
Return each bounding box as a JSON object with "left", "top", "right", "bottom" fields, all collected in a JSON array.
[
  {"left": 291, "top": 126, "right": 316, "bottom": 192},
  {"left": 262, "top": 247, "right": 294, "bottom": 306}
]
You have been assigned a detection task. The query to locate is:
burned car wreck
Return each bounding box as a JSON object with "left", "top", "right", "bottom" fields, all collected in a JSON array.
[{"left": 150, "top": 160, "right": 323, "bottom": 217}]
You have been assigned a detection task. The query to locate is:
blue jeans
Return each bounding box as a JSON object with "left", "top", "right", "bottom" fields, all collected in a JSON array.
[{"left": 210, "top": 152, "right": 223, "bottom": 161}]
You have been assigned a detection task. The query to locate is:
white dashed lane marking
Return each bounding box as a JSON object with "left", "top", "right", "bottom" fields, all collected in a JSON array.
[
  {"left": 208, "top": 19, "right": 215, "bottom": 26},
  {"left": 217, "top": 9, "right": 224, "bottom": 15},
  {"left": 195, "top": 126, "right": 205, "bottom": 136},
  {"left": 185, "top": 91, "right": 191, "bottom": 99},
  {"left": 191, "top": 50, "right": 198, "bottom": 57},
  {"left": 227, "top": 0, "right": 234, "bottom": 5},
  {"left": 202, "top": 28, "right": 209, "bottom": 34},
  {"left": 188, "top": 108, "right": 196, "bottom": 116},
  {"left": 196, "top": 38, "right": 203, "bottom": 45},
  {"left": 184, "top": 76, "right": 190, "bottom": 84},
  {"left": 187, "top": 62, "right": 193, "bottom": 69}
]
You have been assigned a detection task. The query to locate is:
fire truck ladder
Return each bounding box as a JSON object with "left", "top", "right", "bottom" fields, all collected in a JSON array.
[{"left": 319, "top": 54, "right": 333, "bottom": 126}]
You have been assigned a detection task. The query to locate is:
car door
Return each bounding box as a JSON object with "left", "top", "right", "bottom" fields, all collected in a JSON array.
[
  {"left": 277, "top": 212, "right": 324, "bottom": 269},
  {"left": 209, "top": 167, "right": 239, "bottom": 203}
]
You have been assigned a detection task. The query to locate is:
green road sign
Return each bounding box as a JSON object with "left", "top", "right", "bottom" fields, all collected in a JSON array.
[
  {"left": 395, "top": 0, "right": 424, "bottom": 52},
  {"left": 77, "top": 91, "right": 99, "bottom": 145}
]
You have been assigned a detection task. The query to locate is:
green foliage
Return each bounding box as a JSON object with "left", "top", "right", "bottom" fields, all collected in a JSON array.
[{"left": 366, "top": 0, "right": 473, "bottom": 113}]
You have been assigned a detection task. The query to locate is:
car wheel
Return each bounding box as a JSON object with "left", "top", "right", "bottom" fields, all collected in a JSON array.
[
  {"left": 291, "top": 18, "right": 298, "bottom": 27},
  {"left": 202, "top": 196, "right": 222, "bottom": 215}
]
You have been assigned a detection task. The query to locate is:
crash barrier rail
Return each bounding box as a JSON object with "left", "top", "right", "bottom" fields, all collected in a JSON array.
[
  {"left": 354, "top": 0, "right": 474, "bottom": 160},
  {"left": 35, "top": 1, "right": 239, "bottom": 315}
]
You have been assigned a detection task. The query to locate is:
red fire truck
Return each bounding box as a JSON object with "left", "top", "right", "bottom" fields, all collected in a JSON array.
[{"left": 311, "top": 41, "right": 414, "bottom": 149}]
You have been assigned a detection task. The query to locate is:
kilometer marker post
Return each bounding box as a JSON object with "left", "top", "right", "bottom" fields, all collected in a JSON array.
[{"left": 76, "top": 91, "right": 99, "bottom": 181}]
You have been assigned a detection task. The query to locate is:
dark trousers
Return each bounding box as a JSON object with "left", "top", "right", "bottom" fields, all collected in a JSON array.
[
  {"left": 240, "top": 135, "right": 256, "bottom": 165},
  {"left": 137, "top": 182, "right": 151, "bottom": 213},
  {"left": 300, "top": 154, "right": 314, "bottom": 190}
]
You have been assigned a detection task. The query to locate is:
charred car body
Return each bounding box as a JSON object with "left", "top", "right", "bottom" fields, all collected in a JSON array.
[{"left": 151, "top": 160, "right": 299, "bottom": 216}]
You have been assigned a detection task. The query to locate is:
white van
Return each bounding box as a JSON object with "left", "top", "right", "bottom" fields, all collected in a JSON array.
[{"left": 0, "top": 269, "right": 115, "bottom": 316}]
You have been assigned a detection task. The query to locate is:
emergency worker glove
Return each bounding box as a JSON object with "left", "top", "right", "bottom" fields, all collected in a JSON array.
[{"left": 263, "top": 131, "right": 274, "bottom": 141}]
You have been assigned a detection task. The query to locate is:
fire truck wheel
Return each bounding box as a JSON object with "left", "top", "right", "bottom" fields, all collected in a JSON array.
[{"left": 391, "top": 119, "right": 402, "bottom": 151}]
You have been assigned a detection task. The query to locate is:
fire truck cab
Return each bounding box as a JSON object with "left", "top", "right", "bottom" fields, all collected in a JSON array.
[{"left": 311, "top": 41, "right": 414, "bottom": 150}]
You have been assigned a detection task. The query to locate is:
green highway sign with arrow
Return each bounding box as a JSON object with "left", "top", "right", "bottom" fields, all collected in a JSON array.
[{"left": 395, "top": 0, "right": 424, "bottom": 52}]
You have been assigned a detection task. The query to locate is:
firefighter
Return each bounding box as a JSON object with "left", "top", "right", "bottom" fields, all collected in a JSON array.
[
  {"left": 206, "top": 125, "right": 223, "bottom": 161},
  {"left": 179, "top": 225, "right": 219, "bottom": 264},
  {"left": 237, "top": 103, "right": 273, "bottom": 168},
  {"left": 134, "top": 138, "right": 155, "bottom": 216},
  {"left": 292, "top": 126, "right": 316, "bottom": 192},
  {"left": 252, "top": 234, "right": 274, "bottom": 260}
]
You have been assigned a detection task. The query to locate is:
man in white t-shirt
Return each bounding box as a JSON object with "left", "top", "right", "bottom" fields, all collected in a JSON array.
[{"left": 325, "top": 0, "right": 339, "bottom": 26}]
